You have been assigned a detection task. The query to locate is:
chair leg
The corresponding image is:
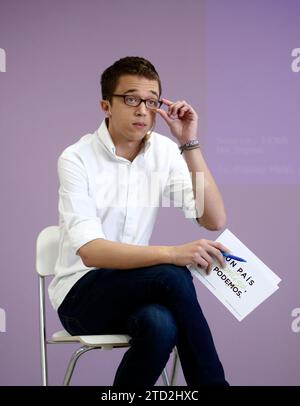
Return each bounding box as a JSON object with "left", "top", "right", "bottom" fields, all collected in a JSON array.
[
  {"left": 63, "top": 346, "right": 100, "bottom": 386},
  {"left": 40, "top": 344, "right": 48, "bottom": 386},
  {"left": 62, "top": 345, "right": 181, "bottom": 386},
  {"left": 38, "top": 277, "right": 48, "bottom": 386}
]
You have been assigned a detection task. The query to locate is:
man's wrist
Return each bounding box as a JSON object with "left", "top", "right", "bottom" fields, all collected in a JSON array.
[
  {"left": 159, "top": 246, "right": 174, "bottom": 264},
  {"left": 179, "top": 139, "right": 200, "bottom": 154},
  {"left": 179, "top": 137, "right": 198, "bottom": 146}
]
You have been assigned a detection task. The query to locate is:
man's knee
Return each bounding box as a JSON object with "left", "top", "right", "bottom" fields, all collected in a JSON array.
[
  {"left": 128, "top": 304, "right": 178, "bottom": 348},
  {"left": 159, "top": 264, "right": 194, "bottom": 292}
]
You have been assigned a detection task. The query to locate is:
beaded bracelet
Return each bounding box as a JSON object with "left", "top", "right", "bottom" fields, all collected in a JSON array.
[{"left": 179, "top": 139, "right": 200, "bottom": 154}]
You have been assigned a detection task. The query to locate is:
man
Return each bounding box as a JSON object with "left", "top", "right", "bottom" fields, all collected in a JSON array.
[{"left": 49, "top": 56, "right": 229, "bottom": 386}]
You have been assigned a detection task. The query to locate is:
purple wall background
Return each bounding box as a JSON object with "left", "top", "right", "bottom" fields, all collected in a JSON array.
[{"left": 0, "top": 0, "right": 299, "bottom": 385}]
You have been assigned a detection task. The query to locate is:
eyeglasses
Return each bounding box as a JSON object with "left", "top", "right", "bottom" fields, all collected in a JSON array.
[{"left": 112, "top": 94, "right": 162, "bottom": 110}]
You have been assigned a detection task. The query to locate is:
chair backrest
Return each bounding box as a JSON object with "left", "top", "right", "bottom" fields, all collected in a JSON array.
[{"left": 36, "top": 225, "right": 60, "bottom": 277}]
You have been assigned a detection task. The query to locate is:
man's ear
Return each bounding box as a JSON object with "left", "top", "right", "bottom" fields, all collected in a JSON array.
[{"left": 100, "top": 100, "right": 111, "bottom": 116}]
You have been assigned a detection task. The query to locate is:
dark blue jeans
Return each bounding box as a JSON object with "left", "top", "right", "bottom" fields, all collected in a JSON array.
[{"left": 58, "top": 263, "right": 229, "bottom": 386}]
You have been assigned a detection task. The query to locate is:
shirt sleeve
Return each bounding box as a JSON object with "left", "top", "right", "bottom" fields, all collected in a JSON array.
[
  {"left": 58, "top": 152, "right": 106, "bottom": 253},
  {"left": 163, "top": 142, "right": 203, "bottom": 226}
]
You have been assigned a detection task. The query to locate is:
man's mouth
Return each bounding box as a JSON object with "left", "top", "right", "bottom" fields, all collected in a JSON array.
[{"left": 133, "top": 122, "right": 147, "bottom": 128}]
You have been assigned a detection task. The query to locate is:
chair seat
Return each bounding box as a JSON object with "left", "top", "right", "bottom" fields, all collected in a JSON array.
[{"left": 51, "top": 329, "right": 131, "bottom": 347}]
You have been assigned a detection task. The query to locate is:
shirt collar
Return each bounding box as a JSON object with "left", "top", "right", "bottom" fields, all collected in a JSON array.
[{"left": 97, "top": 119, "right": 152, "bottom": 157}]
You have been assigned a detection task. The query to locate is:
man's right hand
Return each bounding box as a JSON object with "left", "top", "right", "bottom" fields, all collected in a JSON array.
[{"left": 169, "top": 239, "right": 231, "bottom": 274}]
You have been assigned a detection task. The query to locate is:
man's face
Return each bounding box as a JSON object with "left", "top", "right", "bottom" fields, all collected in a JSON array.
[{"left": 103, "top": 74, "right": 160, "bottom": 142}]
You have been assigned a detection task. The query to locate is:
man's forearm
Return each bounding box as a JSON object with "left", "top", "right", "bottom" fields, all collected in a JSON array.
[
  {"left": 182, "top": 147, "right": 227, "bottom": 230},
  {"left": 79, "top": 238, "right": 172, "bottom": 269}
]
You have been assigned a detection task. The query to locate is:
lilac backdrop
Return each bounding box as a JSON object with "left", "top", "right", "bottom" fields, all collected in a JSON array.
[{"left": 0, "top": 0, "right": 299, "bottom": 386}]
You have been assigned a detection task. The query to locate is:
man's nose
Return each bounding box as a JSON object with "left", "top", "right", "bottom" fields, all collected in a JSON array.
[{"left": 135, "top": 101, "right": 148, "bottom": 115}]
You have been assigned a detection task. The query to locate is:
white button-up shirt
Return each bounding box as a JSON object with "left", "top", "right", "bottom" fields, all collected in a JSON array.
[{"left": 49, "top": 119, "right": 200, "bottom": 310}]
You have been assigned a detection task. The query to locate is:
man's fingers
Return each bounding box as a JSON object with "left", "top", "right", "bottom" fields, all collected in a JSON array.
[
  {"left": 203, "top": 243, "right": 226, "bottom": 268},
  {"left": 161, "top": 98, "right": 174, "bottom": 106},
  {"left": 168, "top": 101, "right": 189, "bottom": 117},
  {"left": 210, "top": 247, "right": 226, "bottom": 268},
  {"left": 161, "top": 99, "right": 195, "bottom": 121},
  {"left": 162, "top": 99, "right": 189, "bottom": 114},
  {"left": 210, "top": 241, "right": 231, "bottom": 253},
  {"left": 194, "top": 257, "right": 209, "bottom": 274},
  {"left": 156, "top": 108, "right": 173, "bottom": 125},
  {"left": 170, "top": 105, "right": 188, "bottom": 118},
  {"left": 178, "top": 106, "right": 190, "bottom": 117},
  {"left": 196, "top": 251, "right": 212, "bottom": 275}
]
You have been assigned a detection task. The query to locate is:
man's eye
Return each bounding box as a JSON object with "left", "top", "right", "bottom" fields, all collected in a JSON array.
[
  {"left": 147, "top": 99, "right": 157, "bottom": 106},
  {"left": 126, "top": 96, "right": 138, "bottom": 103}
]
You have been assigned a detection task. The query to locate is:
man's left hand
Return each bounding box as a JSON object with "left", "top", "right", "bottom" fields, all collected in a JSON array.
[{"left": 156, "top": 98, "right": 198, "bottom": 144}]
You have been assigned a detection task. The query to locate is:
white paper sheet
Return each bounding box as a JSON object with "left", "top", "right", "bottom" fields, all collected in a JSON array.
[{"left": 187, "top": 229, "right": 281, "bottom": 321}]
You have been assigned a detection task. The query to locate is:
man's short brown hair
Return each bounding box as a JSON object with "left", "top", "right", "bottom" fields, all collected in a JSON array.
[{"left": 101, "top": 56, "right": 162, "bottom": 103}]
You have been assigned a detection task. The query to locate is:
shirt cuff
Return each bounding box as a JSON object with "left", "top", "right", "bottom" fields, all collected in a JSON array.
[{"left": 67, "top": 218, "right": 106, "bottom": 254}]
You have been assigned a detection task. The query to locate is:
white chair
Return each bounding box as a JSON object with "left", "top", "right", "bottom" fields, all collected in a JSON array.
[{"left": 36, "top": 225, "right": 180, "bottom": 386}]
